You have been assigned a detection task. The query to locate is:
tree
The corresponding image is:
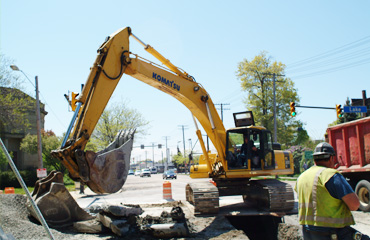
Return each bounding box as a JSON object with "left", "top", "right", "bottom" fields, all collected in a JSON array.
[
  {"left": 288, "top": 145, "right": 314, "bottom": 175},
  {"left": 0, "top": 54, "right": 32, "bottom": 133},
  {"left": 172, "top": 151, "right": 188, "bottom": 173},
  {"left": 20, "top": 130, "right": 65, "bottom": 173},
  {"left": 0, "top": 149, "right": 12, "bottom": 171},
  {"left": 90, "top": 100, "right": 149, "bottom": 151},
  {"left": 294, "top": 126, "right": 310, "bottom": 146},
  {"left": 236, "top": 51, "right": 302, "bottom": 148}
]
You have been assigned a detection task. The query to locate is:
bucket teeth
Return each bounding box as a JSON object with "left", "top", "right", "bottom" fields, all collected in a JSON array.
[{"left": 84, "top": 129, "right": 135, "bottom": 193}]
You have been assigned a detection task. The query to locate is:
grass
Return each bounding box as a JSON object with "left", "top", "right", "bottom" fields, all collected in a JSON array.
[{"left": 10, "top": 184, "right": 76, "bottom": 195}]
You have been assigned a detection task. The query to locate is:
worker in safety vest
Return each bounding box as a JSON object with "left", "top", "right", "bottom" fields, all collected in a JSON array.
[{"left": 295, "top": 142, "right": 369, "bottom": 240}]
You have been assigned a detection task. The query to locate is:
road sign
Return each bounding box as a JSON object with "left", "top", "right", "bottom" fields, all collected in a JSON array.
[
  {"left": 304, "top": 151, "right": 313, "bottom": 160},
  {"left": 37, "top": 168, "right": 47, "bottom": 178},
  {"left": 343, "top": 106, "right": 368, "bottom": 113}
]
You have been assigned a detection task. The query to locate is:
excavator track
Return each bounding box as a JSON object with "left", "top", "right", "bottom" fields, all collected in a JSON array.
[
  {"left": 186, "top": 179, "right": 294, "bottom": 215},
  {"left": 243, "top": 179, "right": 295, "bottom": 212},
  {"left": 186, "top": 182, "right": 219, "bottom": 215}
]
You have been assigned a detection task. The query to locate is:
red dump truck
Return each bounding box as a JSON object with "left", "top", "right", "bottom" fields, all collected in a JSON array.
[{"left": 326, "top": 116, "right": 370, "bottom": 212}]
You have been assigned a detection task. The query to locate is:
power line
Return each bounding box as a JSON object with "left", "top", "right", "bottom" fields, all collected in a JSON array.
[
  {"left": 215, "top": 103, "right": 230, "bottom": 122},
  {"left": 284, "top": 35, "right": 370, "bottom": 80},
  {"left": 287, "top": 35, "right": 370, "bottom": 68},
  {"left": 17, "top": 70, "right": 67, "bottom": 131}
]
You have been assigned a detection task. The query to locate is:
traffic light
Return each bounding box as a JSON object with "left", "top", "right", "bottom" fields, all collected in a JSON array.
[
  {"left": 336, "top": 104, "right": 343, "bottom": 118},
  {"left": 290, "top": 102, "right": 296, "bottom": 117},
  {"left": 71, "top": 92, "right": 79, "bottom": 111}
]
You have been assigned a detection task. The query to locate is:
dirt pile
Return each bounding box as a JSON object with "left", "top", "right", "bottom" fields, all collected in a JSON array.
[{"left": 0, "top": 194, "right": 302, "bottom": 239}]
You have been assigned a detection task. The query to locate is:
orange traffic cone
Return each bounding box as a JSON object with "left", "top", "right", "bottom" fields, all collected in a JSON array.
[
  {"left": 163, "top": 181, "right": 172, "bottom": 200},
  {"left": 4, "top": 187, "right": 15, "bottom": 194}
]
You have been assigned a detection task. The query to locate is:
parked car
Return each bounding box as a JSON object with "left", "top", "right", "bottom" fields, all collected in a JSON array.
[
  {"left": 140, "top": 169, "right": 151, "bottom": 177},
  {"left": 163, "top": 170, "right": 177, "bottom": 180},
  {"left": 128, "top": 170, "right": 134, "bottom": 175},
  {"left": 134, "top": 170, "right": 141, "bottom": 176}
]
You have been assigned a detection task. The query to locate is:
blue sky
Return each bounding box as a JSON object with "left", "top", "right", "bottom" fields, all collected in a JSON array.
[{"left": 1, "top": 1, "right": 369, "bottom": 163}]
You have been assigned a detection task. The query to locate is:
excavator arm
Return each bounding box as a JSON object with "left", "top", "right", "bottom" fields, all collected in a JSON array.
[{"left": 52, "top": 27, "right": 227, "bottom": 193}]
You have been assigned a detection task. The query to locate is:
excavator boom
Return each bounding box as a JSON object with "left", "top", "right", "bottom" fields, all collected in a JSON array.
[
  {"left": 51, "top": 27, "right": 227, "bottom": 193},
  {"left": 47, "top": 27, "right": 294, "bottom": 218}
]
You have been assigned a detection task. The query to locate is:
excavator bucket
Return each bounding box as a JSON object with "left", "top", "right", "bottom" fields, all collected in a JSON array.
[
  {"left": 52, "top": 129, "right": 135, "bottom": 194},
  {"left": 27, "top": 171, "right": 94, "bottom": 227},
  {"left": 84, "top": 129, "right": 135, "bottom": 193}
]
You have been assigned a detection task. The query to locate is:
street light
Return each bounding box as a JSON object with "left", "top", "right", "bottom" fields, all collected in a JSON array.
[{"left": 10, "top": 65, "right": 43, "bottom": 171}]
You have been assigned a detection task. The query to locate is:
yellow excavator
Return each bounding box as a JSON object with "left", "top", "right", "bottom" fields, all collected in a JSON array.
[{"left": 33, "top": 27, "right": 294, "bottom": 224}]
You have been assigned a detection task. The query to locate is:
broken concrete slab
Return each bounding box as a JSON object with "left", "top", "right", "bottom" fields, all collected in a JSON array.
[
  {"left": 105, "top": 205, "right": 143, "bottom": 217},
  {"left": 97, "top": 212, "right": 112, "bottom": 228},
  {"left": 110, "top": 219, "right": 130, "bottom": 236},
  {"left": 149, "top": 223, "right": 189, "bottom": 238},
  {"left": 73, "top": 219, "right": 104, "bottom": 233}
]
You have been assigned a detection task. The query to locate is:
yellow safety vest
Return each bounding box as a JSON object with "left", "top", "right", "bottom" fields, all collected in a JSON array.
[{"left": 295, "top": 165, "right": 355, "bottom": 228}]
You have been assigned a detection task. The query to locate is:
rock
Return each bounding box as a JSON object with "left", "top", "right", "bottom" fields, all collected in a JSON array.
[
  {"left": 97, "top": 212, "right": 112, "bottom": 228},
  {"left": 170, "top": 206, "right": 185, "bottom": 221},
  {"left": 73, "top": 219, "right": 104, "bottom": 233},
  {"left": 149, "top": 223, "right": 189, "bottom": 238},
  {"left": 106, "top": 205, "right": 143, "bottom": 217},
  {"left": 110, "top": 219, "right": 130, "bottom": 236}
]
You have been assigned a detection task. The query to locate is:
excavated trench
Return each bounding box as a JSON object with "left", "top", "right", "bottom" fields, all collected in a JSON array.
[
  {"left": 227, "top": 215, "right": 281, "bottom": 240},
  {"left": 227, "top": 215, "right": 302, "bottom": 240}
]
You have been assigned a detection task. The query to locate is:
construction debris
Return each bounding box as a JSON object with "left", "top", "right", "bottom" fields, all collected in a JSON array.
[{"left": 0, "top": 194, "right": 307, "bottom": 239}]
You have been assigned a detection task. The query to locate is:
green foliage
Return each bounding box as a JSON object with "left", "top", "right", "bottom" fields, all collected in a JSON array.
[
  {"left": 0, "top": 170, "right": 38, "bottom": 189},
  {"left": 63, "top": 174, "right": 75, "bottom": 185},
  {"left": 172, "top": 151, "right": 188, "bottom": 169},
  {"left": 236, "top": 51, "right": 303, "bottom": 147},
  {"left": 294, "top": 127, "right": 310, "bottom": 146},
  {"left": 288, "top": 145, "right": 314, "bottom": 175},
  {"left": 20, "top": 130, "right": 66, "bottom": 174},
  {"left": 0, "top": 149, "right": 11, "bottom": 171},
  {"left": 0, "top": 54, "right": 33, "bottom": 133},
  {"left": 90, "top": 99, "right": 149, "bottom": 151}
]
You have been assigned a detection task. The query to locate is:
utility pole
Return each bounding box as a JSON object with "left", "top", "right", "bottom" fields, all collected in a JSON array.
[
  {"left": 151, "top": 142, "right": 155, "bottom": 167},
  {"left": 362, "top": 90, "right": 367, "bottom": 118},
  {"left": 10, "top": 65, "right": 44, "bottom": 173},
  {"left": 215, "top": 103, "right": 230, "bottom": 122},
  {"left": 35, "top": 76, "right": 43, "bottom": 170},
  {"left": 179, "top": 125, "right": 188, "bottom": 173},
  {"left": 162, "top": 136, "right": 170, "bottom": 171},
  {"left": 178, "top": 125, "right": 188, "bottom": 157},
  {"left": 264, "top": 73, "right": 285, "bottom": 143}
]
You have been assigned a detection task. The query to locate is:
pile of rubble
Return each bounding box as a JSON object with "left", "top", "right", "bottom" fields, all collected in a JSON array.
[
  {"left": 77, "top": 203, "right": 189, "bottom": 238},
  {"left": 1, "top": 193, "right": 305, "bottom": 239},
  {"left": 0, "top": 194, "right": 250, "bottom": 239}
]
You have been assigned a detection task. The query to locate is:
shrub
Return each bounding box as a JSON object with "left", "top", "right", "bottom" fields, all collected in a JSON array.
[{"left": 0, "top": 170, "right": 38, "bottom": 189}]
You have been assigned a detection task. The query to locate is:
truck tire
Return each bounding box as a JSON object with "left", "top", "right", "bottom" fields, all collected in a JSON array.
[{"left": 355, "top": 180, "right": 370, "bottom": 212}]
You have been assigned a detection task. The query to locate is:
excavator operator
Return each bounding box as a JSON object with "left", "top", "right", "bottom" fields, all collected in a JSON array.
[{"left": 238, "top": 135, "right": 259, "bottom": 169}]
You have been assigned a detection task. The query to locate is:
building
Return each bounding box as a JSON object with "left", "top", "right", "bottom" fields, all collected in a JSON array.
[{"left": 0, "top": 87, "right": 47, "bottom": 170}]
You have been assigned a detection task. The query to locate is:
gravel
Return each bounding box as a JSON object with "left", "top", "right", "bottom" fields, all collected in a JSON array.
[{"left": 0, "top": 194, "right": 116, "bottom": 240}]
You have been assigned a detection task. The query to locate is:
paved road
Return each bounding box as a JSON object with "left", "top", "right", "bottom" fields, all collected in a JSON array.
[{"left": 75, "top": 173, "right": 209, "bottom": 208}]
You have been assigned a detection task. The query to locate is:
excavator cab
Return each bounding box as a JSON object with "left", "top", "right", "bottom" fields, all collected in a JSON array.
[
  {"left": 226, "top": 127, "right": 275, "bottom": 170},
  {"left": 226, "top": 111, "right": 275, "bottom": 170}
]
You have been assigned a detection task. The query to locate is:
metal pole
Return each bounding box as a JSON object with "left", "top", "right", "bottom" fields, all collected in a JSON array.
[
  {"left": 0, "top": 138, "right": 55, "bottom": 240},
  {"left": 273, "top": 73, "right": 277, "bottom": 143},
  {"left": 152, "top": 143, "right": 155, "bottom": 167},
  {"left": 362, "top": 90, "right": 367, "bottom": 118},
  {"left": 35, "top": 76, "right": 43, "bottom": 169}
]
